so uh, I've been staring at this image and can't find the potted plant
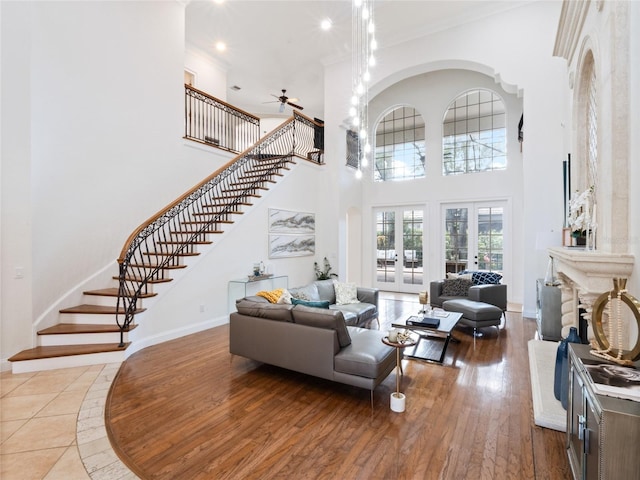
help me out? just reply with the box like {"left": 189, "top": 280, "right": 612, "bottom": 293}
{"left": 314, "top": 257, "right": 338, "bottom": 280}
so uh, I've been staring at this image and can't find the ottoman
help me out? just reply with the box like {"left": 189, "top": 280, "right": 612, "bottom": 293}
{"left": 442, "top": 298, "right": 503, "bottom": 336}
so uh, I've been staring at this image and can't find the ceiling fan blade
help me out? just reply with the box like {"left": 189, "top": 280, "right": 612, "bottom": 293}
{"left": 286, "top": 101, "right": 304, "bottom": 111}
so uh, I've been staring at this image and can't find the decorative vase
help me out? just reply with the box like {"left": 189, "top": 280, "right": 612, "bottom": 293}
{"left": 557, "top": 327, "right": 581, "bottom": 409}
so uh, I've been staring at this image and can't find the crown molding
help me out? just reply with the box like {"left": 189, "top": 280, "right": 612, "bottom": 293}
{"left": 553, "top": 0, "right": 591, "bottom": 64}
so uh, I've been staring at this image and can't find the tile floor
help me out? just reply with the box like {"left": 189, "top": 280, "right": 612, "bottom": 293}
{"left": 1, "top": 363, "right": 136, "bottom": 480}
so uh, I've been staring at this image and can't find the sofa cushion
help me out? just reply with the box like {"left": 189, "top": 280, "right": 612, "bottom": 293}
{"left": 236, "top": 299, "right": 294, "bottom": 322}
{"left": 289, "top": 283, "right": 321, "bottom": 301}
{"left": 291, "top": 298, "right": 330, "bottom": 309}
{"left": 314, "top": 279, "right": 337, "bottom": 304}
{"left": 334, "top": 281, "right": 359, "bottom": 305}
{"left": 334, "top": 327, "right": 394, "bottom": 379}
{"left": 292, "top": 305, "right": 351, "bottom": 347}
{"left": 441, "top": 278, "right": 472, "bottom": 296}
{"left": 330, "top": 303, "right": 376, "bottom": 324}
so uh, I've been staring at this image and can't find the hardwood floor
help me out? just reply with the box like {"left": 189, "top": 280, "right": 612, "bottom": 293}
{"left": 105, "top": 293, "right": 571, "bottom": 480}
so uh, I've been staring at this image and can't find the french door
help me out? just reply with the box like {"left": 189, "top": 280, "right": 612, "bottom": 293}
{"left": 442, "top": 201, "right": 506, "bottom": 276}
{"left": 374, "top": 207, "right": 424, "bottom": 292}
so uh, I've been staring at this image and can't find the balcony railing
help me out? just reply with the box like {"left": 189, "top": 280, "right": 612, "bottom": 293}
{"left": 116, "top": 112, "right": 324, "bottom": 346}
{"left": 184, "top": 84, "right": 260, "bottom": 154}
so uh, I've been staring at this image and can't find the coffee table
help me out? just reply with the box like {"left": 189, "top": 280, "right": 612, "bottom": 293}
{"left": 392, "top": 311, "right": 463, "bottom": 364}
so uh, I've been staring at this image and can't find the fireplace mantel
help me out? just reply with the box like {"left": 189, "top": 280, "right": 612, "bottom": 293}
{"left": 549, "top": 247, "right": 634, "bottom": 293}
{"left": 547, "top": 247, "right": 635, "bottom": 338}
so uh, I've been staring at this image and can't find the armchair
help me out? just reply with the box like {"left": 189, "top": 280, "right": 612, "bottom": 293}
{"left": 430, "top": 279, "right": 507, "bottom": 312}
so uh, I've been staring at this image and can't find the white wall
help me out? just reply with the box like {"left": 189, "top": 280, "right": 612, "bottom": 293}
{"left": 324, "top": 1, "right": 568, "bottom": 316}
{"left": 184, "top": 47, "right": 227, "bottom": 99}
{"left": 0, "top": 1, "right": 231, "bottom": 365}
{"left": 363, "top": 69, "right": 523, "bottom": 299}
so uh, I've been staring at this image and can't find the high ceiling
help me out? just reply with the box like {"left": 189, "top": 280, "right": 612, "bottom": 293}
{"left": 185, "top": 0, "right": 530, "bottom": 120}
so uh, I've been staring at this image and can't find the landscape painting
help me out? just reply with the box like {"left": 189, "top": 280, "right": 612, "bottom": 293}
{"left": 269, "top": 234, "right": 315, "bottom": 258}
{"left": 269, "top": 208, "right": 315, "bottom": 234}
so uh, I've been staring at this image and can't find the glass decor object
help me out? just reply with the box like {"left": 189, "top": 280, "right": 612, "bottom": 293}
{"left": 590, "top": 278, "right": 640, "bottom": 363}
{"left": 559, "top": 327, "right": 582, "bottom": 409}
{"left": 544, "top": 255, "right": 560, "bottom": 286}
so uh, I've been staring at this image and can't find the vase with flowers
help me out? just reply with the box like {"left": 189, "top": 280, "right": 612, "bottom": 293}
{"left": 567, "top": 186, "right": 596, "bottom": 248}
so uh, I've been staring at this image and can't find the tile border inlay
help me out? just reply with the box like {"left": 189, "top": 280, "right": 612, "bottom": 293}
{"left": 76, "top": 362, "right": 139, "bottom": 480}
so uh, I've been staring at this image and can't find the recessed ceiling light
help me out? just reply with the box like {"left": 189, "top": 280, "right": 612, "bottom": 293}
{"left": 320, "top": 18, "right": 332, "bottom": 31}
{"left": 215, "top": 41, "right": 227, "bottom": 52}
{"left": 213, "top": 0, "right": 225, "bottom": 4}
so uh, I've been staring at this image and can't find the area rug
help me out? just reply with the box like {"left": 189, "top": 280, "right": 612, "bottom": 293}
{"left": 528, "top": 339, "right": 566, "bottom": 432}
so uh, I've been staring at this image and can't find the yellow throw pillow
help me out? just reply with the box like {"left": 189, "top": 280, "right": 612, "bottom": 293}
{"left": 256, "top": 288, "right": 284, "bottom": 303}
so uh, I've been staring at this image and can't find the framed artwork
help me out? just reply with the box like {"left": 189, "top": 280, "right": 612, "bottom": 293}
{"left": 268, "top": 208, "right": 315, "bottom": 234}
{"left": 269, "top": 234, "right": 315, "bottom": 258}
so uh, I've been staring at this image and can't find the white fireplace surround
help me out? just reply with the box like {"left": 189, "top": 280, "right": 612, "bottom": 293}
{"left": 549, "top": 247, "right": 634, "bottom": 340}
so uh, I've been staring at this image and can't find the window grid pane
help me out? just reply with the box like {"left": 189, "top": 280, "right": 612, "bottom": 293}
{"left": 374, "top": 106, "right": 425, "bottom": 182}
{"left": 442, "top": 89, "right": 507, "bottom": 175}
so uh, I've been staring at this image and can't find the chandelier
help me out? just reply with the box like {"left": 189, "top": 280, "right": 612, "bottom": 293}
{"left": 350, "top": 0, "right": 376, "bottom": 179}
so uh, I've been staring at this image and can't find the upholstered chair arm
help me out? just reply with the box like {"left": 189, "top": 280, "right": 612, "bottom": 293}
{"left": 430, "top": 280, "right": 446, "bottom": 308}
{"left": 468, "top": 284, "right": 507, "bottom": 311}
{"left": 357, "top": 287, "right": 379, "bottom": 308}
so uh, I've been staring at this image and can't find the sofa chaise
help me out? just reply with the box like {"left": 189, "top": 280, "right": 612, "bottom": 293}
{"left": 229, "top": 297, "right": 396, "bottom": 405}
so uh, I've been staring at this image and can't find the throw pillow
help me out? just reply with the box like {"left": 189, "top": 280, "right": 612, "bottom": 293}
{"left": 446, "top": 272, "right": 473, "bottom": 281}
{"left": 459, "top": 270, "right": 503, "bottom": 285}
{"left": 472, "top": 271, "right": 503, "bottom": 285}
{"left": 289, "top": 283, "right": 321, "bottom": 302}
{"left": 277, "top": 289, "right": 293, "bottom": 304}
{"left": 291, "top": 298, "right": 330, "bottom": 309}
{"left": 441, "top": 278, "right": 472, "bottom": 296}
{"left": 334, "top": 281, "right": 358, "bottom": 305}
{"left": 256, "top": 288, "right": 284, "bottom": 303}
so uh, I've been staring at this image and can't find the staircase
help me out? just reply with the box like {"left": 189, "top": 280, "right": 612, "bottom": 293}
{"left": 9, "top": 113, "right": 323, "bottom": 374}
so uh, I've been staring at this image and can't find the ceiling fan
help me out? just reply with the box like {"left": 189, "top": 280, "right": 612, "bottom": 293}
{"left": 267, "top": 89, "right": 304, "bottom": 112}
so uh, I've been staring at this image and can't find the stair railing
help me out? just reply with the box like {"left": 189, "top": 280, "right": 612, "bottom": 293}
{"left": 184, "top": 84, "right": 261, "bottom": 154}
{"left": 116, "top": 112, "right": 323, "bottom": 346}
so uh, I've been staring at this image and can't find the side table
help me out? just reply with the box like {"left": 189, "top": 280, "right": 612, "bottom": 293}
{"left": 382, "top": 335, "right": 417, "bottom": 412}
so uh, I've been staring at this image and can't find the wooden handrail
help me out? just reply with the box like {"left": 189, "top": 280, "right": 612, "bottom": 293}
{"left": 184, "top": 84, "right": 260, "bottom": 123}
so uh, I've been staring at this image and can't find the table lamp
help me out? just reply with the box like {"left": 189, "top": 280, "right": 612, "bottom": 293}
{"left": 419, "top": 291, "right": 429, "bottom": 314}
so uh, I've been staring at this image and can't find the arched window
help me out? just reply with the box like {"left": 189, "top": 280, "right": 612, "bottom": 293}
{"left": 374, "top": 106, "right": 425, "bottom": 182}
{"left": 442, "top": 89, "right": 506, "bottom": 175}
{"left": 584, "top": 52, "right": 598, "bottom": 190}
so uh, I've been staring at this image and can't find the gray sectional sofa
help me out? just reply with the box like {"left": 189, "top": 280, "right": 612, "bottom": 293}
{"left": 288, "top": 279, "right": 379, "bottom": 328}
{"left": 229, "top": 296, "right": 395, "bottom": 403}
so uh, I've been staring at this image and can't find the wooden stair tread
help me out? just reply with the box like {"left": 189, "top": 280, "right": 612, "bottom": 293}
{"left": 85, "top": 288, "right": 156, "bottom": 299}
{"left": 59, "top": 304, "right": 146, "bottom": 315}
{"left": 127, "top": 263, "right": 187, "bottom": 269}
{"left": 181, "top": 220, "right": 233, "bottom": 225}
{"left": 38, "top": 323, "right": 137, "bottom": 335}
{"left": 8, "top": 343, "right": 131, "bottom": 362}
{"left": 171, "top": 230, "right": 223, "bottom": 235}
{"left": 157, "top": 240, "right": 212, "bottom": 245}
{"left": 203, "top": 202, "right": 253, "bottom": 207}
{"left": 115, "top": 276, "right": 173, "bottom": 284}
{"left": 193, "top": 211, "right": 242, "bottom": 217}
{"left": 143, "top": 251, "right": 201, "bottom": 257}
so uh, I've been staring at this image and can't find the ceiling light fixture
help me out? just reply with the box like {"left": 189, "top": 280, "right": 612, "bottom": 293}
{"left": 350, "top": 0, "right": 375, "bottom": 176}
{"left": 215, "top": 41, "right": 226, "bottom": 52}
{"left": 321, "top": 18, "right": 333, "bottom": 31}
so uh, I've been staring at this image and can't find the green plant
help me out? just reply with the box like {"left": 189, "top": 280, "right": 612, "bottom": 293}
{"left": 314, "top": 257, "right": 338, "bottom": 280}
